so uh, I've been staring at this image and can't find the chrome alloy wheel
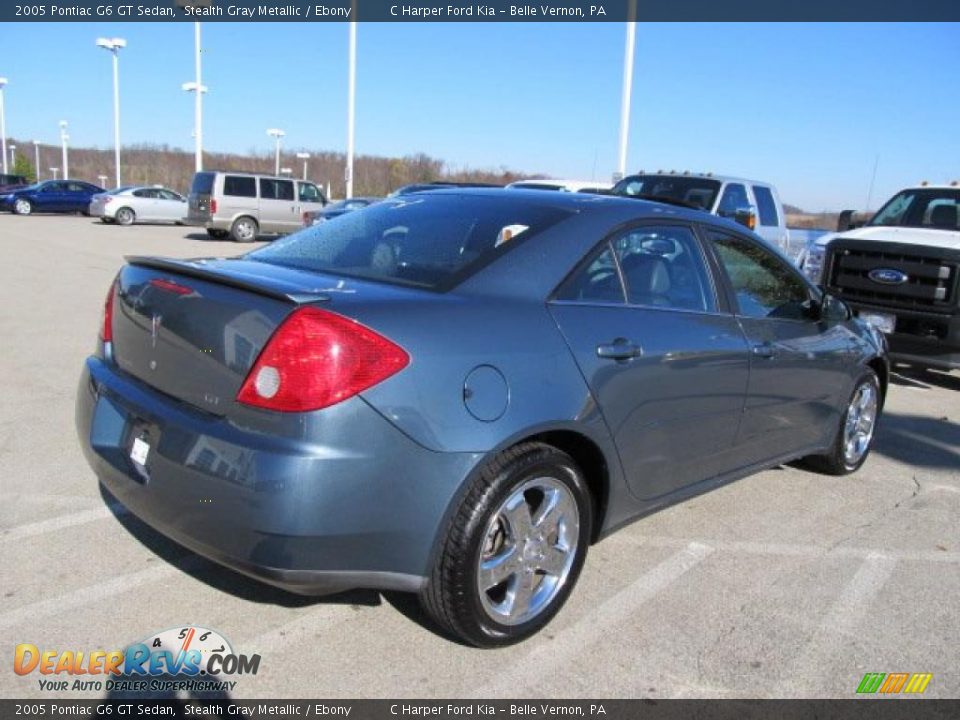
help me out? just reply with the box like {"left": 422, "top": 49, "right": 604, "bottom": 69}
{"left": 476, "top": 476, "right": 580, "bottom": 626}
{"left": 843, "top": 381, "right": 878, "bottom": 466}
{"left": 14, "top": 199, "right": 31, "bottom": 215}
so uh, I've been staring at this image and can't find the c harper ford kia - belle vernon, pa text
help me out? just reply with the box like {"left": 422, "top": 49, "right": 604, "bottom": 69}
{"left": 77, "top": 189, "right": 888, "bottom": 647}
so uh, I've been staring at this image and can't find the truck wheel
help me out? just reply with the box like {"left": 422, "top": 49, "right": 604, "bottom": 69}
{"left": 801, "top": 369, "right": 881, "bottom": 475}
{"left": 420, "top": 442, "right": 591, "bottom": 647}
{"left": 13, "top": 199, "right": 32, "bottom": 216}
{"left": 230, "top": 217, "right": 258, "bottom": 243}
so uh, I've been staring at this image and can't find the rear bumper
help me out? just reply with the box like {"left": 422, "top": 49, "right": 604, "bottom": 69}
{"left": 847, "top": 300, "right": 960, "bottom": 370}
{"left": 76, "top": 356, "right": 480, "bottom": 595}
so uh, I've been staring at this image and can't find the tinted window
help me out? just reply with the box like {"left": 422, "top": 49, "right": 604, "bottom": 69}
{"left": 67, "top": 182, "right": 89, "bottom": 192}
{"left": 554, "top": 244, "right": 625, "bottom": 304}
{"left": 753, "top": 186, "right": 779, "bottom": 227}
{"left": 159, "top": 189, "right": 183, "bottom": 201}
{"left": 709, "top": 231, "right": 810, "bottom": 320}
{"left": 717, "top": 183, "right": 749, "bottom": 218}
{"left": 611, "top": 175, "right": 722, "bottom": 210}
{"left": 613, "top": 226, "right": 715, "bottom": 312}
{"left": 191, "top": 172, "right": 215, "bottom": 195}
{"left": 869, "top": 188, "right": 960, "bottom": 229}
{"left": 298, "top": 182, "right": 324, "bottom": 203}
{"left": 260, "top": 178, "right": 294, "bottom": 201}
{"left": 133, "top": 189, "right": 152, "bottom": 198}
{"left": 223, "top": 176, "right": 256, "bottom": 198}
{"left": 248, "top": 194, "right": 570, "bottom": 291}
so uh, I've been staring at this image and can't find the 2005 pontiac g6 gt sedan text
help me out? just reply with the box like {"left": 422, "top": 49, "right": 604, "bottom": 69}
{"left": 76, "top": 190, "right": 888, "bottom": 647}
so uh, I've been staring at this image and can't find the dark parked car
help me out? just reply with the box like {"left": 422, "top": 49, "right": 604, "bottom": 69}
{"left": 0, "top": 173, "right": 29, "bottom": 192}
{"left": 77, "top": 190, "right": 887, "bottom": 647}
{"left": 303, "top": 196, "right": 380, "bottom": 226}
{"left": 2, "top": 180, "right": 105, "bottom": 215}
{"left": 388, "top": 181, "right": 502, "bottom": 197}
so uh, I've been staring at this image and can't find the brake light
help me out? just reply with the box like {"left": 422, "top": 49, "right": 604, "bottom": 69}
{"left": 237, "top": 307, "right": 409, "bottom": 412}
{"left": 209, "top": 199, "right": 217, "bottom": 214}
{"left": 150, "top": 278, "right": 193, "bottom": 295}
{"left": 100, "top": 277, "right": 118, "bottom": 342}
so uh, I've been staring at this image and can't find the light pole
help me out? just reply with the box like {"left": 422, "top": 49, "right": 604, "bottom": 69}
{"left": 59, "top": 121, "right": 69, "bottom": 179}
{"left": 32, "top": 140, "right": 40, "bottom": 182}
{"left": 182, "top": 22, "right": 206, "bottom": 172}
{"left": 0, "top": 77, "right": 8, "bottom": 175}
{"left": 96, "top": 37, "right": 126, "bottom": 187}
{"left": 50, "top": 167, "right": 59, "bottom": 180}
{"left": 266, "top": 128, "right": 285, "bottom": 176}
{"left": 296, "top": 152, "right": 310, "bottom": 180}
{"left": 345, "top": 21, "right": 356, "bottom": 199}
{"left": 616, "top": 12, "right": 637, "bottom": 182}
{"left": 9, "top": 144, "right": 15, "bottom": 171}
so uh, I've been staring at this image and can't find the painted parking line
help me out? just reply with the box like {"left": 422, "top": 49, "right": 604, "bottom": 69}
{"left": 1, "top": 503, "right": 128, "bottom": 544}
{"left": 774, "top": 552, "right": 897, "bottom": 697}
{"left": 476, "top": 541, "right": 714, "bottom": 698}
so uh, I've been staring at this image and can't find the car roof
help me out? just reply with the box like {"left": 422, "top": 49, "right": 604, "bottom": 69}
{"left": 507, "top": 179, "right": 614, "bottom": 191}
{"left": 201, "top": 170, "right": 302, "bottom": 181}
{"left": 623, "top": 171, "right": 775, "bottom": 188}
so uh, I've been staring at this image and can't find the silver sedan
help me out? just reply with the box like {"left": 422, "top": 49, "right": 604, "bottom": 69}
{"left": 89, "top": 186, "right": 187, "bottom": 226}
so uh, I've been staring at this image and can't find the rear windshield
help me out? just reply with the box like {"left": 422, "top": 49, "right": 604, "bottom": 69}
{"left": 612, "top": 175, "right": 722, "bottom": 210}
{"left": 247, "top": 194, "right": 571, "bottom": 291}
{"left": 190, "top": 172, "right": 216, "bottom": 195}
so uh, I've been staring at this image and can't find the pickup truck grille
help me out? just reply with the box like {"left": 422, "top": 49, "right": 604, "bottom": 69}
{"left": 826, "top": 243, "right": 958, "bottom": 311}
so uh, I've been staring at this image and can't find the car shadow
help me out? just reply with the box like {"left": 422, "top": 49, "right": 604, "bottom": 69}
{"left": 99, "top": 483, "right": 381, "bottom": 610}
{"left": 891, "top": 364, "right": 960, "bottom": 393}
{"left": 873, "top": 410, "right": 959, "bottom": 470}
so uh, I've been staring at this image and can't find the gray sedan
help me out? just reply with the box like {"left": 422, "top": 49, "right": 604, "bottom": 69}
{"left": 76, "top": 190, "right": 887, "bottom": 647}
{"left": 89, "top": 186, "right": 187, "bottom": 225}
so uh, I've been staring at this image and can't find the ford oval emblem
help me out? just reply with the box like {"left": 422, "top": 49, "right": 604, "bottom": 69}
{"left": 868, "top": 268, "right": 909, "bottom": 285}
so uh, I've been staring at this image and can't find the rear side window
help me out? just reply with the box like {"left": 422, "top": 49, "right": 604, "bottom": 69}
{"left": 190, "top": 172, "right": 215, "bottom": 194}
{"left": 260, "top": 178, "right": 294, "bottom": 201}
{"left": 753, "top": 186, "right": 780, "bottom": 227}
{"left": 223, "top": 176, "right": 256, "bottom": 198}
{"left": 247, "top": 194, "right": 570, "bottom": 291}
{"left": 554, "top": 245, "right": 625, "bottom": 304}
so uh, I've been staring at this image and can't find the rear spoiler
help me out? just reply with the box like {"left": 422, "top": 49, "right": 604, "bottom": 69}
{"left": 125, "top": 256, "right": 331, "bottom": 305}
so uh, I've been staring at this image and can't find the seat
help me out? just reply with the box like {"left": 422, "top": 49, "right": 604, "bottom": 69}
{"left": 621, "top": 254, "right": 672, "bottom": 306}
{"left": 930, "top": 204, "right": 958, "bottom": 229}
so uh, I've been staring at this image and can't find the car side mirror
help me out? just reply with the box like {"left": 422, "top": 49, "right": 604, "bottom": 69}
{"left": 734, "top": 206, "right": 757, "bottom": 231}
{"left": 820, "top": 293, "right": 851, "bottom": 322}
{"left": 837, "top": 209, "right": 855, "bottom": 232}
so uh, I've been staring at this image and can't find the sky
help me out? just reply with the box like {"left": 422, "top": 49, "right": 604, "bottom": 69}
{"left": 1, "top": 21, "right": 957, "bottom": 210}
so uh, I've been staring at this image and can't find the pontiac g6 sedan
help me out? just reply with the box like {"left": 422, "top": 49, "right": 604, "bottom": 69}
{"left": 77, "top": 190, "right": 887, "bottom": 647}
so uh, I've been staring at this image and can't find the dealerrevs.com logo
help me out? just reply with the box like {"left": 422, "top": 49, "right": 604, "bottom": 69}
{"left": 14, "top": 626, "right": 260, "bottom": 693}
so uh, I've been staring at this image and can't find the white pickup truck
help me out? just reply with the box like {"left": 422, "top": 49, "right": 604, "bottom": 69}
{"left": 611, "top": 172, "right": 790, "bottom": 255}
{"left": 801, "top": 183, "right": 960, "bottom": 370}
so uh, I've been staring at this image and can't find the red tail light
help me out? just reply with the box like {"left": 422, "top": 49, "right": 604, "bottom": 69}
{"left": 237, "top": 307, "right": 409, "bottom": 412}
{"left": 100, "top": 277, "right": 118, "bottom": 342}
{"left": 209, "top": 199, "right": 217, "bottom": 214}
{"left": 150, "top": 278, "right": 193, "bottom": 295}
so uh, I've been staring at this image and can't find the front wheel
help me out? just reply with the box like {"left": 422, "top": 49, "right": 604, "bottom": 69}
{"left": 13, "top": 199, "right": 32, "bottom": 216}
{"left": 801, "top": 369, "right": 881, "bottom": 475}
{"left": 420, "top": 442, "right": 591, "bottom": 647}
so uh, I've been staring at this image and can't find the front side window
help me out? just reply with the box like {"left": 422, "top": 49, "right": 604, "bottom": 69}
{"left": 708, "top": 230, "right": 811, "bottom": 320}
{"left": 223, "top": 176, "right": 257, "bottom": 198}
{"left": 716, "top": 183, "right": 749, "bottom": 218}
{"left": 260, "top": 178, "right": 294, "bottom": 201}
{"left": 752, "top": 186, "right": 780, "bottom": 227}
{"left": 298, "top": 182, "right": 324, "bottom": 203}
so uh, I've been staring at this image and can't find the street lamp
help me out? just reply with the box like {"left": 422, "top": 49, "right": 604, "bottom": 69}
{"left": 59, "top": 121, "right": 69, "bottom": 179}
{"left": 296, "top": 152, "right": 310, "bottom": 180}
{"left": 9, "top": 144, "right": 15, "bottom": 170}
{"left": 182, "top": 22, "right": 207, "bottom": 172}
{"left": 98, "top": 174, "right": 108, "bottom": 187}
{"left": 280, "top": 167, "right": 292, "bottom": 176}
{"left": 266, "top": 128, "right": 285, "bottom": 176}
{"left": 32, "top": 140, "right": 41, "bottom": 182}
{"left": 50, "top": 167, "right": 59, "bottom": 180}
{"left": 345, "top": 21, "right": 356, "bottom": 199}
{"left": 615, "top": 3, "right": 637, "bottom": 182}
{"left": 96, "top": 36, "right": 126, "bottom": 187}
{"left": 0, "top": 77, "right": 8, "bottom": 175}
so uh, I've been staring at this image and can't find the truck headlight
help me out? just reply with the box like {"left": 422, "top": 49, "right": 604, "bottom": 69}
{"left": 803, "top": 245, "right": 826, "bottom": 284}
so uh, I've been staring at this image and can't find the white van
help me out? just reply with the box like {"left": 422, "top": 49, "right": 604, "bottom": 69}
{"left": 185, "top": 171, "right": 328, "bottom": 242}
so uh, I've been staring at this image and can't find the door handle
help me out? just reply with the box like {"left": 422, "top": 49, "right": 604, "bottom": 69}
{"left": 597, "top": 339, "right": 643, "bottom": 362}
{"left": 751, "top": 342, "right": 777, "bottom": 359}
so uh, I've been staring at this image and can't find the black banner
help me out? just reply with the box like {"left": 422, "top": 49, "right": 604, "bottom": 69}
{"left": 4, "top": 0, "right": 960, "bottom": 22}
{"left": 2, "top": 700, "right": 960, "bottom": 719}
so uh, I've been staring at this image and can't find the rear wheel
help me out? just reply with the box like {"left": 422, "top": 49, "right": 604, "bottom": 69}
{"left": 230, "top": 216, "right": 258, "bottom": 243}
{"left": 13, "top": 199, "right": 32, "bottom": 216}
{"left": 206, "top": 229, "right": 229, "bottom": 240}
{"left": 420, "top": 442, "right": 591, "bottom": 647}
{"left": 115, "top": 207, "right": 136, "bottom": 226}
{"left": 801, "top": 369, "right": 881, "bottom": 475}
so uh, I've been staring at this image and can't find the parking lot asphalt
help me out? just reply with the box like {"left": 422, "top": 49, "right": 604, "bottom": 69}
{"left": 1, "top": 213, "right": 957, "bottom": 700}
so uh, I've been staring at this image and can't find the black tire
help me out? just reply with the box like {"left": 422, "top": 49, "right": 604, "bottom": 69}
{"left": 100, "top": 217, "right": 115, "bottom": 224}
{"left": 420, "top": 442, "right": 592, "bottom": 648}
{"left": 206, "top": 229, "right": 229, "bottom": 240}
{"left": 12, "top": 198, "right": 32, "bottom": 216}
{"left": 115, "top": 207, "right": 136, "bottom": 226}
{"left": 230, "top": 216, "right": 259, "bottom": 243}
{"left": 801, "top": 369, "right": 881, "bottom": 475}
